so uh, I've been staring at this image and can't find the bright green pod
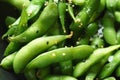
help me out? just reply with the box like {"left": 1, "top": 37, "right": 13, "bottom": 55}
{"left": 71, "top": 0, "right": 85, "bottom": 6}
{"left": 98, "top": 50, "right": 120, "bottom": 79}
{"left": 25, "top": 45, "right": 94, "bottom": 70}
{"left": 9, "top": 3, "right": 59, "bottom": 43}
{"left": 3, "top": 6, "right": 28, "bottom": 56}
{"left": 85, "top": 54, "right": 110, "bottom": 80}
{"left": 103, "top": 77, "right": 116, "bottom": 80}
{"left": 8, "top": 0, "right": 46, "bottom": 30}
{"left": 13, "top": 34, "right": 72, "bottom": 74}
{"left": 106, "top": 0, "right": 119, "bottom": 12}
{"left": 3, "top": 42, "right": 22, "bottom": 56}
{"left": 73, "top": 45, "right": 120, "bottom": 77}
{"left": 114, "top": 11, "right": 120, "bottom": 23}
{"left": 43, "top": 75, "right": 77, "bottom": 80}
{"left": 0, "top": 52, "right": 17, "bottom": 69}
{"left": 103, "top": 11, "right": 118, "bottom": 45}
{"left": 70, "top": 0, "right": 100, "bottom": 31}
{"left": 58, "top": 1, "right": 67, "bottom": 33}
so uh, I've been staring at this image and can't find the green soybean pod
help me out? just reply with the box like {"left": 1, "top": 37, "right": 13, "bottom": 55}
{"left": 76, "top": 22, "right": 98, "bottom": 45}
{"left": 103, "top": 77, "right": 116, "bottom": 80}
{"left": 0, "top": 52, "right": 17, "bottom": 70}
{"left": 85, "top": 54, "right": 110, "bottom": 80}
{"left": 70, "top": 0, "right": 100, "bottom": 31}
{"left": 98, "top": 50, "right": 120, "bottom": 79}
{"left": 8, "top": 0, "right": 46, "bottom": 29}
{"left": 106, "top": 0, "right": 118, "bottom": 12}
{"left": 43, "top": 75, "right": 77, "bottom": 80}
{"left": 24, "top": 70, "right": 37, "bottom": 80}
{"left": 68, "top": 3, "right": 76, "bottom": 22}
{"left": 73, "top": 45, "right": 120, "bottom": 78}
{"left": 13, "top": 34, "right": 72, "bottom": 74}
{"left": 58, "top": 1, "right": 67, "bottom": 33}
{"left": 3, "top": 42, "right": 22, "bottom": 56}
{"left": 89, "top": 0, "right": 106, "bottom": 23}
{"left": 114, "top": 11, "right": 120, "bottom": 23}
{"left": 71, "top": 0, "right": 85, "bottom": 6}
{"left": 103, "top": 11, "right": 118, "bottom": 45}
{"left": 9, "top": 3, "right": 59, "bottom": 43}
{"left": 25, "top": 45, "right": 94, "bottom": 70}
{"left": 3, "top": 6, "right": 28, "bottom": 56}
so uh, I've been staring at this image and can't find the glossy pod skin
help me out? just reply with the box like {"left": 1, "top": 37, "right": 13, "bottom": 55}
{"left": 103, "top": 77, "right": 116, "bottom": 80}
{"left": 76, "top": 22, "right": 98, "bottom": 45}
{"left": 13, "top": 34, "right": 72, "bottom": 74}
{"left": 98, "top": 50, "right": 120, "bottom": 79}
{"left": 9, "top": 0, "right": 46, "bottom": 29}
{"left": 3, "top": 7, "right": 28, "bottom": 56}
{"left": 85, "top": 52, "right": 110, "bottom": 80}
{"left": 70, "top": 0, "right": 100, "bottom": 31}
{"left": 9, "top": 3, "right": 59, "bottom": 43}
{"left": 103, "top": 11, "right": 118, "bottom": 45}
{"left": 25, "top": 45, "right": 94, "bottom": 70}
{"left": 58, "top": 1, "right": 67, "bottom": 33}
{"left": 73, "top": 45, "right": 120, "bottom": 78}
{"left": 43, "top": 75, "right": 77, "bottom": 80}
{"left": 114, "top": 11, "right": 120, "bottom": 22}
{"left": 0, "top": 52, "right": 17, "bottom": 70}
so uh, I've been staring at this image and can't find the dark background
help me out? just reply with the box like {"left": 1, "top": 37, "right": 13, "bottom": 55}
{"left": 0, "top": 2, "right": 25, "bottom": 80}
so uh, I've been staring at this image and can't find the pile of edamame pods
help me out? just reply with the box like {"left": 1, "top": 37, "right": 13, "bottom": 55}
{"left": 1, "top": 0, "right": 120, "bottom": 80}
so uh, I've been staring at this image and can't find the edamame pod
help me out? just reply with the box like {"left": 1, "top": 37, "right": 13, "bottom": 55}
{"left": 85, "top": 54, "right": 110, "bottom": 80}
{"left": 0, "top": 52, "right": 17, "bottom": 69}
{"left": 13, "top": 34, "right": 72, "bottom": 73}
{"left": 103, "top": 11, "right": 118, "bottom": 45}
{"left": 98, "top": 50, "right": 120, "bottom": 79}
{"left": 43, "top": 75, "right": 77, "bottom": 80}
{"left": 3, "top": 42, "right": 22, "bottom": 56}
{"left": 58, "top": 1, "right": 67, "bottom": 33}
{"left": 73, "top": 45, "right": 120, "bottom": 77}
{"left": 25, "top": 45, "right": 94, "bottom": 70}
{"left": 114, "top": 11, "right": 120, "bottom": 23}
{"left": 9, "top": 3, "right": 59, "bottom": 43}
{"left": 8, "top": 0, "right": 46, "bottom": 30}
{"left": 70, "top": 0, "right": 100, "bottom": 31}
{"left": 103, "top": 77, "right": 116, "bottom": 80}
{"left": 3, "top": 6, "right": 28, "bottom": 56}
